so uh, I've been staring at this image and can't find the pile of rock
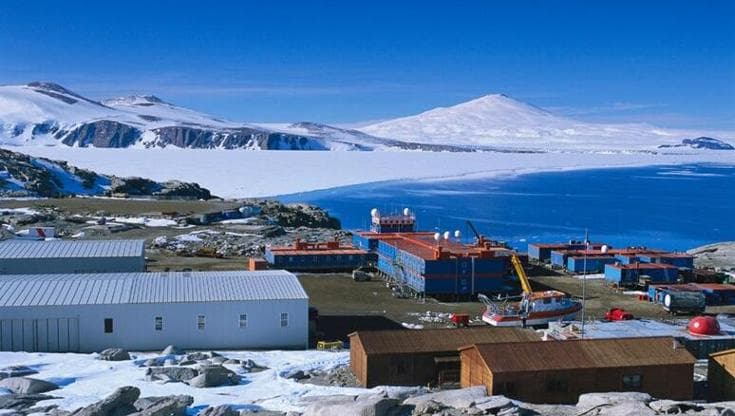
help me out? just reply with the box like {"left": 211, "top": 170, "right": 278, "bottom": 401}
{"left": 97, "top": 348, "right": 131, "bottom": 361}
{"left": 151, "top": 226, "right": 350, "bottom": 258}
{"left": 299, "top": 387, "right": 735, "bottom": 416}
{"left": 139, "top": 346, "right": 266, "bottom": 388}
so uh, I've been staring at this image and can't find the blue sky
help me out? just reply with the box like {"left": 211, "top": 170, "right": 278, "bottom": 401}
{"left": 1, "top": 1, "right": 733, "bottom": 127}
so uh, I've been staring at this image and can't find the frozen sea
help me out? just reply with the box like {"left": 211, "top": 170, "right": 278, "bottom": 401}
{"left": 279, "top": 163, "right": 735, "bottom": 251}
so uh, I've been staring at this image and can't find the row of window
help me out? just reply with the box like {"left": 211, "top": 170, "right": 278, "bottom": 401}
{"left": 103, "top": 313, "right": 289, "bottom": 333}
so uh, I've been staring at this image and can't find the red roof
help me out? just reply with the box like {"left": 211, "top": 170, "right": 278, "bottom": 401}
{"left": 607, "top": 262, "right": 679, "bottom": 270}
{"left": 358, "top": 231, "right": 509, "bottom": 260}
{"left": 268, "top": 248, "right": 368, "bottom": 256}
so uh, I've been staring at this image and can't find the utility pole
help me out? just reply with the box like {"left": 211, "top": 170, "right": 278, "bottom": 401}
{"left": 581, "top": 228, "right": 588, "bottom": 338}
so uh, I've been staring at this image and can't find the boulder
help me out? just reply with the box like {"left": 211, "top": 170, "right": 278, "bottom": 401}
{"left": 0, "top": 377, "right": 59, "bottom": 394}
{"left": 285, "top": 370, "right": 310, "bottom": 381}
{"left": 161, "top": 345, "right": 185, "bottom": 356}
{"left": 576, "top": 392, "right": 652, "bottom": 412}
{"left": 239, "top": 410, "right": 289, "bottom": 416}
{"left": 241, "top": 360, "right": 268, "bottom": 373}
{"left": 69, "top": 386, "right": 140, "bottom": 416}
{"left": 0, "top": 366, "right": 38, "bottom": 380}
{"left": 223, "top": 359, "right": 241, "bottom": 365}
{"left": 131, "top": 394, "right": 193, "bottom": 416}
{"left": 198, "top": 404, "right": 239, "bottom": 416}
{"left": 303, "top": 394, "right": 399, "bottom": 416}
{"left": 187, "top": 365, "right": 239, "bottom": 388}
{"left": 596, "top": 400, "right": 656, "bottom": 416}
{"left": 210, "top": 356, "right": 227, "bottom": 365}
{"left": 474, "top": 396, "right": 515, "bottom": 413}
{"left": 145, "top": 367, "right": 198, "bottom": 383}
{"left": 649, "top": 399, "right": 705, "bottom": 414}
{"left": 98, "top": 348, "right": 131, "bottom": 361}
{"left": 0, "top": 393, "right": 57, "bottom": 411}
{"left": 185, "top": 352, "right": 212, "bottom": 362}
{"left": 403, "top": 386, "right": 487, "bottom": 409}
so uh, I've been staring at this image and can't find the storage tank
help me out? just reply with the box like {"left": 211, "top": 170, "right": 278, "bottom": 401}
{"left": 663, "top": 290, "right": 706, "bottom": 314}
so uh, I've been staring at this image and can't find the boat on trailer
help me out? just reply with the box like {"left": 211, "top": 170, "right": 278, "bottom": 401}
{"left": 478, "top": 253, "right": 582, "bottom": 327}
{"left": 479, "top": 291, "right": 582, "bottom": 327}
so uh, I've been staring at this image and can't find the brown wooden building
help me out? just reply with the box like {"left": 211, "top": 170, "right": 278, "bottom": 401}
{"left": 348, "top": 327, "right": 540, "bottom": 388}
{"left": 709, "top": 348, "right": 735, "bottom": 401}
{"left": 460, "top": 336, "right": 695, "bottom": 404}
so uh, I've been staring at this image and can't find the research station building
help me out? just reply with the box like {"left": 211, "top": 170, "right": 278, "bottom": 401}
{"left": 349, "top": 327, "right": 540, "bottom": 388}
{"left": 0, "top": 239, "right": 145, "bottom": 274}
{"left": 460, "top": 337, "right": 695, "bottom": 404}
{"left": 0, "top": 270, "right": 308, "bottom": 352}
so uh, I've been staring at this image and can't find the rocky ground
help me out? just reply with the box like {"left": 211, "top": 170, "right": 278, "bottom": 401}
{"left": 689, "top": 241, "right": 735, "bottom": 272}
{"left": 3, "top": 377, "right": 734, "bottom": 416}
{"left": 0, "top": 147, "right": 211, "bottom": 199}
{"left": 0, "top": 199, "right": 344, "bottom": 262}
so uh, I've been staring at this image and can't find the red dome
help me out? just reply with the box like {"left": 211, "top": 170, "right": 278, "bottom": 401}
{"left": 688, "top": 316, "right": 720, "bottom": 336}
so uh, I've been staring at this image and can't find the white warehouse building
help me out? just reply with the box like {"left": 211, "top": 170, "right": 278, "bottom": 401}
{"left": 0, "top": 239, "right": 145, "bottom": 274}
{"left": 0, "top": 270, "right": 309, "bottom": 352}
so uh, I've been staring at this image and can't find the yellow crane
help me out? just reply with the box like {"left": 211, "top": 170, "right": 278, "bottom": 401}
{"left": 510, "top": 254, "right": 533, "bottom": 295}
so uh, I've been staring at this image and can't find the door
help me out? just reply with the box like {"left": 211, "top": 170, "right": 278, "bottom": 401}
{"left": 0, "top": 317, "right": 80, "bottom": 352}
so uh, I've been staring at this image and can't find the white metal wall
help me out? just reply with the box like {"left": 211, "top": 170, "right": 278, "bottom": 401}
{"left": 0, "top": 256, "right": 145, "bottom": 274}
{"left": 0, "top": 299, "right": 307, "bottom": 352}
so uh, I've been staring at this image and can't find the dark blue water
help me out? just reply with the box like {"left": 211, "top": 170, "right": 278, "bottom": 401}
{"left": 278, "top": 163, "right": 735, "bottom": 251}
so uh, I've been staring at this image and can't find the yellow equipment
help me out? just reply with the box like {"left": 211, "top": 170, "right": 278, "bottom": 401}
{"left": 316, "top": 340, "right": 343, "bottom": 350}
{"left": 511, "top": 254, "right": 533, "bottom": 295}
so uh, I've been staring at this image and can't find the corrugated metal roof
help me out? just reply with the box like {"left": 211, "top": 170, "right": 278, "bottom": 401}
{"left": 0, "top": 239, "right": 145, "bottom": 259}
{"left": 472, "top": 337, "right": 695, "bottom": 373}
{"left": 0, "top": 270, "right": 308, "bottom": 307}
{"left": 349, "top": 327, "right": 540, "bottom": 355}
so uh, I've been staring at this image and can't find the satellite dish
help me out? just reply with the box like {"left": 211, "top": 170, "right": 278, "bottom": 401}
{"left": 601, "top": 245, "right": 609, "bottom": 254}
{"left": 370, "top": 208, "right": 379, "bottom": 218}
{"left": 433, "top": 232, "right": 441, "bottom": 242}
{"left": 403, "top": 207, "right": 410, "bottom": 216}
{"left": 443, "top": 231, "right": 450, "bottom": 240}
{"left": 454, "top": 230, "right": 461, "bottom": 239}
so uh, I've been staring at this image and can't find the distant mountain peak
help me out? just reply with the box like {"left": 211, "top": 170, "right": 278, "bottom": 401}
{"left": 102, "top": 95, "right": 170, "bottom": 107}
{"left": 26, "top": 81, "right": 68, "bottom": 91}
{"left": 24, "top": 81, "right": 104, "bottom": 106}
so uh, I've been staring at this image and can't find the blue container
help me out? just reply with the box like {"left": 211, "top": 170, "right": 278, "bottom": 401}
{"left": 550, "top": 250, "right": 568, "bottom": 267}
{"left": 567, "top": 256, "right": 616, "bottom": 273}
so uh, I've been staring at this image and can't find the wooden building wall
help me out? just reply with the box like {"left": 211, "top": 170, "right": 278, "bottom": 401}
{"left": 709, "top": 352, "right": 735, "bottom": 401}
{"left": 461, "top": 352, "right": 693, "bottom": 404}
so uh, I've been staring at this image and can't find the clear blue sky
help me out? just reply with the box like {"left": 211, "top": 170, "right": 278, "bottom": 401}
{"left": 1, "top": 1, "right": 733, "bottom": 127}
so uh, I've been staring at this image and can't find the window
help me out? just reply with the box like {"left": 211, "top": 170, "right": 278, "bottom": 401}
{"left": 104, "top": 318, "right": 113, "bottom": 333}
{"left": 155, "top": 316, "right": 163, "bottom": 331}
{"left": 197, "top": 315, "right": 206, "bottom": 330}
{"left": 280, "top": 312, "right": 289, "bottom": 327}
{"left": 239, "top": 314, "right": 248, "bottom": 328}
{"left": 623, "top": 374, "right": 642, "bottom": 389}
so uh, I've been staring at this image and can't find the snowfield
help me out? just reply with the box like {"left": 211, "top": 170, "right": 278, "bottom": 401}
{"left": 4, "top": 146, "right": 734, "bottom": 198}
{"left": 0, "top": 349, "right": 389, "bottom": 413}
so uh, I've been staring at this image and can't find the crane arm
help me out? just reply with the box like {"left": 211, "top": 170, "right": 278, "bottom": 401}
{"left": 465, "top": 220, "right": 481, "bottom": 241}
{"left": 511, "top": 254, "right": 533, "bottom": 295}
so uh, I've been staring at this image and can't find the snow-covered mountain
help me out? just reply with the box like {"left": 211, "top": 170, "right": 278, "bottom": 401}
{"left": 1, "top": 82, "right": 732, "bottom": 152}
{"left": 358, "top": 93, "right": 733, "bottom": 151}
{"left": 0, "top": 82, "right": 388, "bottom": 150}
